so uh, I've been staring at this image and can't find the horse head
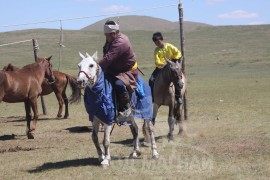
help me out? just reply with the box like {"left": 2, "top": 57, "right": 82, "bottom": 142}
{"left": 38, "top": 56, "right": 54, "bottom": 82}
{"left": 164, "top": 58, "right": 183, "bottom": 83}
{"left": 77, "top": 51, "right": 99, "bottom": 88}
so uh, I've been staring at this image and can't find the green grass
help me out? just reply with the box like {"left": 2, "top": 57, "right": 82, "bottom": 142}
{"left": 0, "top": 25, "right": 270, "bottom": 179}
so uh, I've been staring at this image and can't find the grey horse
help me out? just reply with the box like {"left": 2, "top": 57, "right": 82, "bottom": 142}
{"left": 143, "top": 59, "right": 188, "bottom": 143}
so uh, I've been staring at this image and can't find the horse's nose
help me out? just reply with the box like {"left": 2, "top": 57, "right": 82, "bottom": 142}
{"left": 77, "top": 79, "right": 85, "bottom": 88}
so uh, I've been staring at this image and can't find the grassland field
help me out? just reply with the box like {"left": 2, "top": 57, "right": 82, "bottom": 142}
{"left": 0, "top": 25, "right": 269, "bottom": 179}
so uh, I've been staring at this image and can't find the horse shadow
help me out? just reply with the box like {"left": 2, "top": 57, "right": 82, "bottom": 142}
{"left": 27, "top": 158, "right": 99, "bottom": 173}
{"left": 111, "top": 135, "right": 164, "bottom": 146}
{"left": 111, "top": 138, "right": 134, "bottom": 146}
{"left": 0, "top": 134, "right": 16, "bottom": 141}
{"left": 28, "top": 155, "right": 138, "bottom": 173}
{"left": 65, "top": 126, "right": 93, "bottom": 133}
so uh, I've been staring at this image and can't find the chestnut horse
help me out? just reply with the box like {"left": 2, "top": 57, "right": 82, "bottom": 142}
{"left": 0, "top": 58, "right": 53, "bottom": 139}
{"left": 3, "top": 59, "right": 81, "bottom": 119}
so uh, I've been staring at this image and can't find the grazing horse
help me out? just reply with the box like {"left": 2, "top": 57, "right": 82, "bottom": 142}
{"left": 143, "top": 59, "right": 188, "bottom": 143}
{"left": 0, "top": 58, "right": 53, "bottom": 139}
{"left": 77, "top": 52, "right": 159, "bottom": 167}
{"left": 3, "top": 58, "right": 81, "bottom": 119}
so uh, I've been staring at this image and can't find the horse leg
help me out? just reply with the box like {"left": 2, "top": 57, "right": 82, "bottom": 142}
{"left": 91, "top": 119, "right": 104, "bottom": 163}
{"left": 24, "top": 101, "right": 34, "bottom": 139}
{"left": 177, "top": 104, "right": 186, "bottom": 136}
{"left": 152, "top": 103, "right": 160, "bottom": 126}
{"left": 62, "top": 92, "right": 69, "bottom": 119}
{"left": 29, "top": 98, "right": 39, "bottom": 138}
{"left": 168, "top": 105, "right": 175, "bottom": 143}
{"left": 129, "top": 118, "right": 141, "bottom": 158}
{"left": 101, "top": 123, "right": 111, "bottom": 167}
{"left": 178, "top": 92, "right": 187, "bottom": 136}
{"left": 142, "top": 120, "right": 150, "bottom": 145}
{"left": 142, "top": 104, "right": 160, "bottom": 145}
{"left": 145, "top": 120, "right": 159, "bottom": 159}
{"left": 55, "top": 91, "right": 64, "bottom": 118}
{"left": 0, "top": 89, "right": 4, "bottom": 102}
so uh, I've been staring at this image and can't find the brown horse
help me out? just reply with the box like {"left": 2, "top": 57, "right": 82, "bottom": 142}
{"left": 3, "top": 60, "right": 81, "bottom": 119}
{"left": 0, "top": 58, "right": 53, "bottom": 139}
{"left": 143, "top": 59, "right": 188, "bottom": 143}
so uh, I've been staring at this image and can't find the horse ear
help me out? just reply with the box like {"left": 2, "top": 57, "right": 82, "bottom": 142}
{"left": 86, "top": 52, "right": 90, "bottom": 58}
{"left": 92, "top": 51, "right": 98, "bottom": 61}
{"left": 165, "top": 57, "right": 172, "bottom": 64}
{"left": 79, "top": 52, "right": 85, "bottom": 59}
{"left": 47, "top": 56, "right": 52, "bottom": 61}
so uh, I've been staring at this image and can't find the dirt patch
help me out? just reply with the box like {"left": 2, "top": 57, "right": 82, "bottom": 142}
{"left": 197, "top": 137, "right": 270, "bottom": 156}
{"left": 0, "top": 146, "right": 37, "bottom": 154}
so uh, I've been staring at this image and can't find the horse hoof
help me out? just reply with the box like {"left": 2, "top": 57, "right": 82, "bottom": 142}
{"left": 129, "top": 153, "right": 137, "bottom": 159}
{"left": 129, "top": 152, "right": 138, "bottom": 159}
{"left": 101, "top": 159, "right": 110, "bottom": 168}
{"left": 27, "top": 133, "right": 34, "bottom": 139}
{"left": 129, "top": 150, "right": 141, "bottom": 158}
{"left": 152, "top": 154, "right": 159, "bottom": 159}
{"left": 98, "top": 154, "right": 105, "bottom": 162}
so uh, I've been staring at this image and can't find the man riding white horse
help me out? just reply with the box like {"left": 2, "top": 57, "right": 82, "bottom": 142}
{"left": 98, "top": 20, "right": 138, "bottom": 123}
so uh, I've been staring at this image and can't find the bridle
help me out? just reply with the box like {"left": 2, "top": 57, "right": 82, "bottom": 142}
{"left": 43, "top": 58, "right": 55, "bottom": 85}
{"left": 78, "top": 64, "right": 100, "bottom": 85}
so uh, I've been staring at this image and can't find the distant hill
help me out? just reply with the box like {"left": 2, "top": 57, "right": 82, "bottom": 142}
{"left": 81, "top": 15, "right": 211, "bottom": 32}
{"left": 1, "top": 23, "right": 269, "bottom": 76}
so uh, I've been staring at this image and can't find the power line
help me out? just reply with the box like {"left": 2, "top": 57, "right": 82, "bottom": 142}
{"left": 0, "top": 4, "right": 177, "bottom": 28}
{"left": 0, "top": 39, "right": 32, "bottom": 47}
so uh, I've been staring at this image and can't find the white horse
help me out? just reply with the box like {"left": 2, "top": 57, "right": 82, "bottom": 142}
{"left": 77, "top": 52, "right": 159, "bottom": 167}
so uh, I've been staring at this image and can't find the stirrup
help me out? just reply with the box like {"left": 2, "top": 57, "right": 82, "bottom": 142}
{"left": 118, "top": 107, "right": 131, "bottom": 118}
{"left": 116, "top": 107, "right": 131, "bottom": 125}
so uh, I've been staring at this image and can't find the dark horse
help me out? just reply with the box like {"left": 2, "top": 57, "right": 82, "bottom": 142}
{"left": 3, "top": 57, "right": 81, "bottom": 119}
{"left": 0, "top": 58, "right": 53, "bottom": 139}
{"left": 143, "top": 59, "right": 188, "bottom": 143}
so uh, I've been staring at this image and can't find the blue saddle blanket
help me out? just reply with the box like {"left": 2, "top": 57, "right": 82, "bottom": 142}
{"left": 84, "top": 69, "right": 152, "bottom": 125}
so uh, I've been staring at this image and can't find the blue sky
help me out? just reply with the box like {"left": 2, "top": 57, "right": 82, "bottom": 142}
{"left": 0, "top": 0, "right": 269, "bottom": 32}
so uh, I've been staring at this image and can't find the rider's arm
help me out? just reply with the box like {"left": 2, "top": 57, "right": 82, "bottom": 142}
{"left": 167, "top": 43, "right": 182, "bottom": 60}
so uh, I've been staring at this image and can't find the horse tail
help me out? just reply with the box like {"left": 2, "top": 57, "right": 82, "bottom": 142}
{"left": 65, "top": 74, "right": 81, "bottom": 104}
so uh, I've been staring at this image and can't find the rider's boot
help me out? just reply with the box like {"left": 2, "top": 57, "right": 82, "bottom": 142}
{"left": 116, "top": 92, "right": 131, "bottom": 124}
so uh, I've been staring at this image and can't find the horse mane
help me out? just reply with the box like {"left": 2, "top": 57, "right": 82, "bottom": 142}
{"left": 158, "top": 62, "right": 175, "bottom": 83}
{"left": 3, "top": 63, "right": 19, "bottom": 71}
{"left": 21, "top": 62, "right": 39, "bottom": 71}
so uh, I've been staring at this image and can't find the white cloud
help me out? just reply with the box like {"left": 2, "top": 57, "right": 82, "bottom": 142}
{"left": 218, "top": 10, "right": 258, "bottom": 19}
{"left": 102, "top": 5, "right": 131, "bottom": 13}
{"left": 207, "top": 0, "right": 226, "bottom": 5}
{"left": 248, "top": 21, "right": 266, "bottom": 25}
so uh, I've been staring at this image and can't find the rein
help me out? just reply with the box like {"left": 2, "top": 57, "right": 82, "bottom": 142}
{"left": 78, "top": 70, "right": 92, "bottom": 80}
{"left": 78, "top": 65, "right": 100, "bottom": 84}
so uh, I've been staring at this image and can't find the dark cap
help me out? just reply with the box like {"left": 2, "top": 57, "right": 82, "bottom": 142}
{"left": 152, "top": 32, "right": 163, "bottom": 41}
